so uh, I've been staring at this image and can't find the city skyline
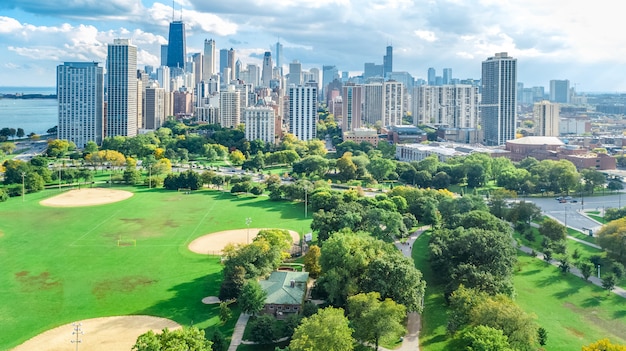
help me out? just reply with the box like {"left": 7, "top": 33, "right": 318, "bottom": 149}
{"left": 0, "top": 0, "right": 625, "bottom": 92}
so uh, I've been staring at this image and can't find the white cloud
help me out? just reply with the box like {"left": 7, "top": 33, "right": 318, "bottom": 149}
{"left": 0, "top": 16, "right": 22, "bottom": 33}
{"left": 414, "top": 30, "right": 437, "bottom": 42}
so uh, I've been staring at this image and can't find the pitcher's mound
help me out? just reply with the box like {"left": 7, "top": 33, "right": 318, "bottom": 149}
{"left": 12, "top": 315, "right": 180, "bottom": 351}
{"left": 40, "top": 188, "right": 133, "bottom": 207}
{"left": 189, "top": 228, "right": 300, "bottom": 255}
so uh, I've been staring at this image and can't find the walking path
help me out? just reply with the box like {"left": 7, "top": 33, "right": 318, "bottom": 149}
{"left": 516, "top": 243, "right": 626, "bottom": 298}
{"left": 227, "top": 313, "right": 250, "bottom": 351}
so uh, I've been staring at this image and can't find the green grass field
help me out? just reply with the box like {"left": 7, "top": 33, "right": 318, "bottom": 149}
{"left": 413, "top": 231, "right": 626, "bottom": 351}
{"left": 0, "top": 187, "right": 311, "bottom": 350}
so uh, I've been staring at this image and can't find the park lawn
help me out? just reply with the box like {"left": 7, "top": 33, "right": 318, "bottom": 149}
{"left": 514, "top": 254, "right": 626, "bottom": 349}
{"left": 0, "top": 187, "right": 311, "bottom": 350}
{"left": 588, "top": 214, "right": 607, "bottom": 224}
{"left": 568, "top": 227, "right": 597, "bottom": 244}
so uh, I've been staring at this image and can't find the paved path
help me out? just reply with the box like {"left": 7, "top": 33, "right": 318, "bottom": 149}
{"left": 529, "top": 221, "right": 602, "bottom": 249}
{"left": 517, "top": 244, "right": 626, "bottom": 298}
{"left": 227, "top": 313, "right": 250, "bottom": 351}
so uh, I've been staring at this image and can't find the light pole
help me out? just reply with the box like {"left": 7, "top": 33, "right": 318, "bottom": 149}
{"left": 149, "top": 166, "right": 152, "bottom": 189}
{"left": 597, "top": 264, "right": 601, "bottom": 279}
{"left": 304, "top": 186, "right": 308, "bottom": 218}
{"left": 246, "top": 217, "right": 252, "bottom": 244}
{"left": 58, "top": 166, "right": 62, "bottom": 191}
{"left": 21, "top": 172, "right": 26, "bottom": 202}
{"left": 71, "top": 322, "right": 83, "bottom": 351}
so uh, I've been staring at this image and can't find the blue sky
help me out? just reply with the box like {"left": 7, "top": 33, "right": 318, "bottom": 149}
{"left": 0, "top": 0, "right": 624, "bottom": 92}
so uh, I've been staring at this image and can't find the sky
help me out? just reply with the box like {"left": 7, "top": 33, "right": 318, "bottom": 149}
{"left": 0, "top": 0, "right": 625, "bottom": 92}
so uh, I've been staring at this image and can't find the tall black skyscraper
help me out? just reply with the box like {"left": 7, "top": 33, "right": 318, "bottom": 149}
{"left": 383, "top": 45, "right": 393, "bottom": 78}
{"left": 166, "top": 20, "right": 186, "bottom": 70}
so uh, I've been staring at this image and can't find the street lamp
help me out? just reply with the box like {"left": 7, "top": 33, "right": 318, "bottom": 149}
{"left": 71, "top": 322, "right": 83, "bottom": 351}
{"left": 304, "top": 186, "right": 308, "bottom": 218}
{"left": 21, "top": 172, "right": 26, "bottom": 202}
{"left": 597, "top": 264, "right": 601, "bottom": 279}
{"left": 246, "top": 217, "right": 252, "bottom": 244}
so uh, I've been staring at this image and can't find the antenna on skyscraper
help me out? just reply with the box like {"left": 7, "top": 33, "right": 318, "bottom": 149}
{"left": 171, "top": 0, "right": 175, "bottom": 21}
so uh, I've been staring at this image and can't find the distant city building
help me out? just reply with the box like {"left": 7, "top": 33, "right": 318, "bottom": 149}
{"left": 288, "top": 85, "right": 317, "bottom": 141}
{"left": 219, "top": 49, "right": 228, "bottom": 76}
{"left": 550, "top": 79, "right": 570, "bottom": 104}
{"left": 364, "top": 62, "right": 384, "bottom": 79}
{"left": 219, "top": 85, "right": 241, "bottom": 128}
{"left": 362, "top": 83, "right": 384, "bottom": 126}
{"left": 383, "top": 81, "right": 404, "bottom": 127}
{"left": 57, "top": 62, "right": 104, "bottom": 147}
{"left": 275, "top": 41, "right": 283, "bottom": 76}
{"left": 228, "top": 48, "right": 236, "bottom": 81}
{"left": 397, "top": 142, "right": 509, "bottom": 162}
{"left": 166, "top": 21, "right": 186, "bottom": 72}
{"left": 341, "top": 84, "right": 363, "bottom": 132}
{"left": 173, "top": 91, "right": 193, "bottom": 117}
{"left": 343, "top": 128, "right": 379, "bottom": 147}
{"left": 427, "top": 67, "right": 436, "bottom": 85}
{"left": 244, "top": 105, "right": 276, "bottom": 144}
{"left": 288, "top": 60, "right": 302, "bottom": 86}
{"left": 534, "top": 100, "right": 560, "bottom": 136}
{"left": 322, "top": 65, "right": 339, "bottom": 98}
{"left": 261, "top": 52, "right": 273, "bottom": 88}
{"left": 156, "top": 66, "right": 170, "bottom": 92}
{"left": 107, "top": 39, "right": 138, "bottom": 138}
{"left": 481, "top": 52, "right": 517, "bottom": 146}
{"left": 443, "top": 68, "right": 452, "bottom": 85}
{"left": 144, "top": 87, "right": 166, "bottom": 130}
{"left": 160, "top": 44, "right": 168, "bottom": 67}
{"left": 383, "top": 45, "right": 393, "bottom": 78}
{"left": 202, "top": 39, "right": 216, "bottom": 79}
{"left": 387, "top": 125, "right": 427, "bottom": 144}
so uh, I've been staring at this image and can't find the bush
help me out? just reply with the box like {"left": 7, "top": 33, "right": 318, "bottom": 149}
{"left": 0, "top": 188, "right": 8, "bottom": 202}
{"left": 249, "top": 315, "right": 279, "bottom": 344}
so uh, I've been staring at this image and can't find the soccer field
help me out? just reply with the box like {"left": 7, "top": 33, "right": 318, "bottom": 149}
{"left": 0, "top": 187, "right": 311, "bottom": 350}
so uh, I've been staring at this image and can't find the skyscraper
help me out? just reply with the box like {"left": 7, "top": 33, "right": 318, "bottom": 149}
{"left": 261, "top": 51, "right": 273, "bottom": 87}
{"left": 228, "top": 48, "right": 236, "bottom": 81}
{"left": 550, "top": 79, "right": 570, "bottom": 103}
{"left": 443, "top": 68, "right": 452, "bottom": 85}
{"left": 166, "top": 21, "right": 186, "bottom": 71}
{"left": 383, "top": 45, "right": 393, "bottom": 78}
{"left": 289, "top": 85, "right": 318, "bottom": 141}
{"left": 220, "top": 85, "right": 241, "bottom": 128}
{"left": 362, "top": 83, "right": 383, "bottom": 125}
{"left": 107, "top": 39, "right": 138, "bottom": 137}
{"left": 427, "top": 67, "right": 436, "bottom": 85}
{"left": 57, "top": 62, "right": 104, "bottom": 147}
{"left": 275, "top": 41, "right": 283, "bottom": 76}
{"left": 342, "top": 84, "right": 363, "bottom": 133}
{"left": 244, "top": 105, "right": 276, "bottom": 144}
{"left": 203, "top": 39, "right": 216, "bottom": 80}
{"left": 481, "top": 52, "right": 517, "bottom": 146}
{"left": 322, "top": 65, "right": 339, "bottom": 98}
{"left": 219, "top": 49, "right": 229, "bottom": 76}
{"left": 383, "top": 81, "right": 404, "bottom": 126}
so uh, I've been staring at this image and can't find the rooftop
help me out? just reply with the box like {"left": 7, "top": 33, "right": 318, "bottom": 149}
{"left": 259, "top": 271, "right": 309, "bottom": 305}
{"left": 506, "top": 136, "right": 565, "bottom": 146}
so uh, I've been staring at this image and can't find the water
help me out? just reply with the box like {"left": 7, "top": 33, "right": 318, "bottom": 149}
{"left": 0, "top": 87, "right": 57, "bottom": 136}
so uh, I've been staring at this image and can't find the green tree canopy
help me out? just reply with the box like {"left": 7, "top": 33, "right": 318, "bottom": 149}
{"left": 289, "top": 307, "right": 354, "bottom": 351}
{"left": 347, "top": 292, "right": 406, "bottom": 351}
{"left": 132, "top": 327, "right": 212, "bottom": 351}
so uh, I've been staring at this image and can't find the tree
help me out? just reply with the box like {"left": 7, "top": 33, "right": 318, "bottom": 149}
{"left": 132, "top": 327, "right": 212, "bottom": 351}
{"left": 608, "top": 180, "right": 624, "bottom": 192}
{"left": 238, "top": 280, "right": 267, "bottom": 315}
{"left": 432, "top": 171, "right": 451, "bottom": 189}
{"left": 537, "top": 327, "right": 548, "bottom": 346}
{"left": 538, "top": 218, "right": 567, "bottom": 242}
{"left": 582, "top": 339, "right": 626, "bottom": 351}
{"left": 597, "top": 218, "right": 626, "bottom": 265}
{"left": 579, "top": 262, "right": 593, "bottom": 281}
{"left": 219, "top": 301, "right": 232, "bottom": 324}
{"left": 16, "top": 128, "right": 25, "bottom": 139}
{"left": 209, "top": 329, "right": 229, "bottom": 351}
{"left": 249, "top": 314, "right": 279, "bottom": 344}
{"left": 581, "top": 168, "right": 606, "bottom": 194}
{"left": 303, "top": 245, "right": 321, "bottom": 278}
{"left": 367, "top": 157, "right": 395, "bottom": 181}
{"left": 219, "top": 265, "right": 246, "bottom": 301}
{"left": 602, "top": 274, "right": 617, "bottom": 293}
{"left": 336, "top": 152, "right": 358, "bottom": 181}
{"left": 229, "top": 150, "right": 245, "bottom": 166}
{"left": 347, "top": 292, "right": 406, "bottom": 351}
{"left": 466, "top": 163, "right": 486, "bottom": 188}
{"left": 289, "top": 307, "right": 354, "bottom": 351}
{"left": 456, "top": 325, "right": 513, "bottom": 351}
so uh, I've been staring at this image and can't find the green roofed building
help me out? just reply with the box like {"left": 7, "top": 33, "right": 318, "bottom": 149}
{"left": 259, "top": 271, "right": 309, "bottom": 320}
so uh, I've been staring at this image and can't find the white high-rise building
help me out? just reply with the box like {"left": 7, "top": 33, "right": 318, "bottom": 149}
{"left": 156, "top": 66, "right": 170, "bottom": 92}
{"left": 481, "top": 52, "right": 517, "bottom": 146}
{"left": 289, "top": 85, "right": 317, "bottom": 141}
{"left": 202, "top": 39, "right": 216, "bottom": 80}
{"left": 107, "top": 38, "right": 138, "bottom": 137}
{"left": 244, "top": 105, "right": 276, "bottom": 144}
{"left": 362, "top": 83, "right": 383, "bottom": 126}
{"left": 57, "top": 62, "right": 104, "bottom": 147}
{"left": 383, "top": 81, "right": 404, "bottom": 127}
{"left": 219, "top": 85, "right": 241, "bottom": 128}
{"left": 534, "top": 100, "right": 560, "bottom": 137}
{"left": 412, "top": 85, "right": 479, "bottom": 128}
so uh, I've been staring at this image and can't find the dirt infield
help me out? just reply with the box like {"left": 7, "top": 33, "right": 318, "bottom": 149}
{"left": 39, "top": 188, "right": 133, "bottom": 207}
{"left": 188, "top": 228, "right": 300, "bottom": 255}
{"left": 11, "top": 316, "right": 180, "bottom": 351}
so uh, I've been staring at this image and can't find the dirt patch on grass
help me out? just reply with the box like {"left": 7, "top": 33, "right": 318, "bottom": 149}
{"left": 92, "top": 275, "right": 156, "bottom": 299}
{"left": 11, "top": 315, "right": 180, "bottom": 351}
{"left": 15, "top": 271, "right": 60, "bottom": 292}
{"left": 40, "top": 188, "right": 133, "bottom": 207}
{"left": 188, "top": 228, "right": 300, "bottom": 255}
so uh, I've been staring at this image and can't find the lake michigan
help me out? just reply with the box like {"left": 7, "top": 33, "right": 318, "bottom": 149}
{"left": 0, "top": 86, "right": 57, "bottom": 136}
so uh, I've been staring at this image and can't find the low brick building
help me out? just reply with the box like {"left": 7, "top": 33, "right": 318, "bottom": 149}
{"left": 259, "top": 271, "right": 309, "bottom": 320}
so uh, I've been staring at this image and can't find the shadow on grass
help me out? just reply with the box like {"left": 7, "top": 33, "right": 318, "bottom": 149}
{"left": 136, "top": 272, "right": 222, "bottom": 328}
{"left": 518, "top": 268, "right": 542, "bottom": 276}
{"left": 613, "top": 310, "right": 626, "bottom": 319}
{"left": 582, "top": 296, "right": 603, "bottom": 308}
{"left": 536, "top": 273, "right": 561, "bottom": 287}
{"left": 420, "top": 334, "right": 448, "bottom": 346}
{"left": 553, "top": 284, "right": 582, "bottom": 299}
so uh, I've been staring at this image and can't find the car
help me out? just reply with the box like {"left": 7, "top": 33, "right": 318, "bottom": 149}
{"left": 571, "top": 199, "right": 578, "bottom": 203}
{"left": 556, "top": 197, "right": 564, "bottom": 201}
{"left": 559, "top": 199, "right": 567, "bottom": 203}
{"left": 564, "top": 196, "right": 572, "bottom": 200}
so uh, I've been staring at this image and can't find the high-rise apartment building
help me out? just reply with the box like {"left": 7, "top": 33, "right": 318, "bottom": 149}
{"left": 362, "top": 83, "right": 384, "bottom": 125}
{"left": 481, "top": 52, "right": 517, "bottom": 146}
{"left": 166, "top": 21, "right": 186, "bottom": 71}
{"left": 144, "top": 87, "right": 166, "bottom": 130}
{"left": 219, "top": 85, "right": 241, "bottom": 128}
{"left": 244, "top": 105, "right": 276, "bottom": 144}
{"left": 383, "top": 81, "right": 404, "bottom": 126}
{"left": 412, "top": 85, "right": 479, "bottom": 128}
{"left": 203, "top": 39, "right": 216, "bottom": 80}
{"left": 550, "top": 79, "right": 570, "bottom": 104}
{"left": 534, "top": 100, "right": 560, "bottom": 136}
{"left": 57, "top": 62, "right": 104, "bottom": 147}
{"left": 107, "top": 39, "right": 138, "bottom": 138}
{"left": 289, "top": 85, "right": 318, "bottom": 141}
{"left": 191, "top": 53, "right": 203, "bottom": 87}
{"left": 261, "top": 52, "right": 273, "bottom": 87}
{"left": 383, "top": 45, "right": 393, "bottom": 78}
{"left": 341, "top": 84, "right": 363, "bottom": 133}
{"left": 288, "top": 60, "right": 302, "bottom": 86}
